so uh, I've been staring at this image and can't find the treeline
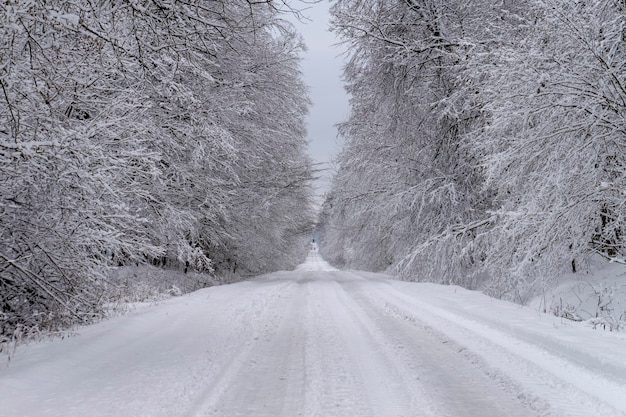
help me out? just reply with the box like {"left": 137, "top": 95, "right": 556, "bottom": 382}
{"left": 319, "top": 0, "right": 626, "bottom": 302}
{"left": 0, "top": 1, "right": 313, "bottom": 345}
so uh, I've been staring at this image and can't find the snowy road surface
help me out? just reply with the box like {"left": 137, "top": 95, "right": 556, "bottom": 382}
{"left": 2, "top": 252, "right": 626, "bottom": 417}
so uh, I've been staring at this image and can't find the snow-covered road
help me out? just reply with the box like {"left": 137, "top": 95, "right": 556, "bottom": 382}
{"left": 2, "top": 252, "right": 626, "bottom": 417}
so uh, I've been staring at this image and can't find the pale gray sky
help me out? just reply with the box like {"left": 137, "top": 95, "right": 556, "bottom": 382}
{"left": 285, "top": 1, "right": 349, "bottom": 200}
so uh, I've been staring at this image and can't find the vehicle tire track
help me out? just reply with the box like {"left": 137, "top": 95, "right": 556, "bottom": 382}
{"left": 334, "top": 277, "right": 533, "bottom": 417}
{"left": 357, "top": 278, "right": 626, "bottom": 417}
{"left": 186, "top": 279, "right": 299, "bottom": 417}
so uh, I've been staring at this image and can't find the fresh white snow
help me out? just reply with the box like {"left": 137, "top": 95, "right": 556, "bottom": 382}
{"left": 1, "top": 252, "right": 626, "bottom": 417}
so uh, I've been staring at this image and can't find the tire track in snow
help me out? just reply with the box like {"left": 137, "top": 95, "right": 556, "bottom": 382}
{"left": 358, "top": 278, "right": 626, "bottom": 417}
{"left": 333, "top": 275, "right": 532, "bottom": 417}
{"left": 194, "top": 278, "right": 308, "bottom": 417}
{"left": 326, "top": 277, "right": 436, "bottom": 417}
{"left": 301, "top": 277, "right": 374, "bottom": 417}
{"left": 183, "top": 279, "right": 298, "bottom": 417}
{"left": 0, "top": 279, "right": 295, "bottom": 417}
{"left": 5, "top": 256, "right": 622, "bottom": 417}
{"left": 193, "top": 274, "right": 375, "bottom": 417}
{"left": 189, "top": 271, "right": 536, "bottom": 417}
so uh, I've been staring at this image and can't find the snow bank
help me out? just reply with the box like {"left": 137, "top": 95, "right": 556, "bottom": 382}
{"left": 529, "top": 259, "right": 626, "bottom": 331}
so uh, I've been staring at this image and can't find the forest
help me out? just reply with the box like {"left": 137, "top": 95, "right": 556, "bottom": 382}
{"left": 1, "top": 1, "right": 314, "bottom": 349}
{"left": 318, "top": 0, "right": 626, "bottom": 303}
{"left": 3, "top": 0, "right": 626, "bottom": 351}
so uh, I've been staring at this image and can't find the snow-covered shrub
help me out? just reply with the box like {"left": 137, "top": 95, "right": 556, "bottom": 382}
{"left": 583, "top": 282, "right": 626, "bottom": 331}
{"left": 104, "top": 265, "right": 217, "bottom": 305}
{"left": 537, "top": 266, "right": 626, "bottom": 332}
{"left": 550, "top": 298, "right": 583, "bottom": 323}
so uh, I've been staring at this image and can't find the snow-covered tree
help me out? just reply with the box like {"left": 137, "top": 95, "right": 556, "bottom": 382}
{"left": 197, "top": 10, "right": 315, "bottom": 275}
{"left": 320, "top": 0, "right": 503, "bottom": 284}
{"left": 1, "top": 0, "right": 314, "bottom": 346}
{"left": 469, "top": 0, "right": 626, "bottom": 300}
{"left": 321, "top": 0, "right": 626, "bottom": 303}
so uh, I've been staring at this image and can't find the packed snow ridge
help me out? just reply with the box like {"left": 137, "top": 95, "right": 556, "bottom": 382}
{"left": 1, "top": 251, "right": 626, "bottom": 417}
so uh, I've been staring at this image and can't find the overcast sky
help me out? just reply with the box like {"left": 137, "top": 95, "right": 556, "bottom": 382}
{"left": 285, "top": 1, "right": 349, "bottom": 199}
